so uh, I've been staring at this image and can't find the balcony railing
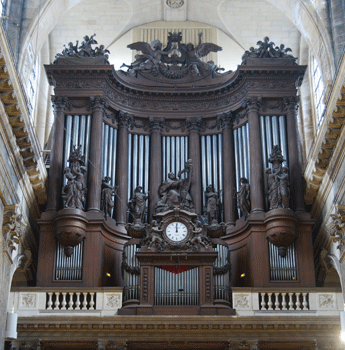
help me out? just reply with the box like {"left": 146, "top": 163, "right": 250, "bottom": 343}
{"left": 232, "top": 287, "right": 343, "bottom": 316}
{"left": 8, "top": 287, "right": 343, "bottom": 317}
{"left": 8, "top": 287, "right": 123, "bottom": 317}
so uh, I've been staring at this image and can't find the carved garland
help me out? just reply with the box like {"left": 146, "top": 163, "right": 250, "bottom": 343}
{"left": 121, "top": 251, "right": 140, "bottom": 278}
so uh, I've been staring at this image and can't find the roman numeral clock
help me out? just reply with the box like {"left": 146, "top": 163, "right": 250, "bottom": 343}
{"left": 120, "top": 160, "right": 233, "bottom": 315}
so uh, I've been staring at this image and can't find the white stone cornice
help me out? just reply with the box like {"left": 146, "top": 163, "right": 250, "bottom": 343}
{"left": 0, "top": 22, "right": 47, "bottom": 204}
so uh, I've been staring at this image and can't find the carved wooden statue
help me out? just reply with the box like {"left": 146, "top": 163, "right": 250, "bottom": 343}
{"left": 266, "top": 146, "right": 290, "bottom": 210}
{"left": 155, "top": 159, "right": 194, "bottom": 213}
{"left": 101, "top": 176, "right": 117, "bottom": 218}
{"left": 63, "top": 145, "right": 87, "bottom": 210}
{"left": 205, "top": 185, "right": 220, "bottom": 224}
{"left": 236, "top": 177, "right": 251, "bottom": 217}
{"left": 129, "top": 186, "right": 148, "bottom": 224}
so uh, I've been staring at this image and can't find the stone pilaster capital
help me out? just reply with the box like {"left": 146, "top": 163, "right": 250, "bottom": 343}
{"left": 117, "top": 111, "right": 132, "bottom": 129}
{"left": 186, "top": 117, "right": 205, "bottom": 133}
{"left": 89, "top": 96, "right": 108, "bottom": 112}
{"left": 148, "top": 116, "right": 164, "bottom": 133}
{"left": 242, "top": 96, "right": 263, "bottom": 113}
{"left": 51, "top": 96, "right": 68, "bottom": 112}
{"left": 217, "top": 111, "right": 233, "bottom": 130}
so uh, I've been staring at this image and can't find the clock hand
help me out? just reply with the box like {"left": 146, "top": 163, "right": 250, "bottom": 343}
{"left": 176, "top": 222, "right": 178, "bottom": 233}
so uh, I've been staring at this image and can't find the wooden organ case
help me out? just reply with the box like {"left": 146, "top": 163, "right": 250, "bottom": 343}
{"left": 36, "top": 34, "right": 316, "bottom": 316}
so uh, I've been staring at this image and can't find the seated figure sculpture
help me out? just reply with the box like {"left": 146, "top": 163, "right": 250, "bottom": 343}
{"left": 155, "top": 159, "right": 194, "bottom": 213}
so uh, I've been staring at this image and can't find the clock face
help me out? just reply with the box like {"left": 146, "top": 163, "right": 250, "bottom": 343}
{"left": 166, "top": 222, "right": 188, "bottom": 242}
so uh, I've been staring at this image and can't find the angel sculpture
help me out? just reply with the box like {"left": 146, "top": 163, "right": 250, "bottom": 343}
{"left": 79, "top": 34, "right": 98, "bottom": 57}
{"left": 121, "top": 40, "right": 172, "bottom": 74}
{"left": 179, "top": 32, "right": 223, "bottom": 73}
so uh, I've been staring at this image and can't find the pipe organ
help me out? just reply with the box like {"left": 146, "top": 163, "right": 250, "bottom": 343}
{"left": 36, "top": 34, "right": 316, "bottom": 315}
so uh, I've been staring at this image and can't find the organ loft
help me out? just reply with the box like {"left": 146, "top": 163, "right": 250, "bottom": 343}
{"left": 36, "top": 33, "right": 315, "bottom": 316}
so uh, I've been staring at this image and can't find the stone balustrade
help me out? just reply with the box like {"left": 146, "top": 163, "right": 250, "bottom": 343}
{"left": 8, "top": 287, "right": 123, "bottom": 317}
{"left": 8, "top": 287, "right": 343, "bottom": 318}
{"left": 232, "top": 287, "right": 343, "bottom": 316}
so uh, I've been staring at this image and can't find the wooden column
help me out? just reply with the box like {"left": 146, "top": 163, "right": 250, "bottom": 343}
{"left": 286, "top": 97, "right": 305, "bottom": 211}
{"left": 219, "top": 113, "right": 236, "bottom": 225}
{"left": 115, "top": 112, "right": 129, "bottom": 225}
{"left": 87, "top": 96, "right": 107, "bottom": 212}
{"left": 187, "top": 118, "right": 202, "bottom": 215}
{"left": 149, "top": 117, "right": 163, "bottom": 221}
{"left": 46, "top": 96, "right": 68, "bottom": 211}
{"left": 246, "top": 98, "right": 265, "bottom": 212}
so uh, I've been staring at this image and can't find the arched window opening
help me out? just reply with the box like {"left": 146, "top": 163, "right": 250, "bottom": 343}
{"left": 27, "top": 56, "right": 39, "bottom": 120}
{"left": 312, "top": 56, "right": 326, "bottom": 128}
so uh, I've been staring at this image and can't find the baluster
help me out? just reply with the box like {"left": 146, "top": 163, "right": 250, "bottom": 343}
{"left": 288, "top": 293, "right": 294, "bottom": 310}
{"left": 47, "top": 292, "right": 53, "bottom": 310}
{"left": 274, "top": 293, "right": 280, "bottom": 310}
{"left": 90, "top": 292, "right": 95, "bottom": 310}
{"left": 61, "top": 292, "right": 67, "bottom": 309}
{"left": 296, "top": 292, "right": 301, "bottom": 310}
{"left": 82, "top": 292, "right": 88, "bottom": 310}
{"left": 267, "top": 293, "right": 273, "bottom": 310}
{"left": 54, "top": 292, "right": 60, "bottom": 310}
{"left": 75, "top": 292, "right": 81, "bottom": 309}
{"left": 302, "top": 293, "right": 308, "bottom": 310}
{"left": 68, "top": 293, "right": 73, "bottom": 309}
{"left": 260, "top": 293, "right": 266, "bottom": 310}
{"left": 281, "top": 293, "right": 287, "bottom": 310}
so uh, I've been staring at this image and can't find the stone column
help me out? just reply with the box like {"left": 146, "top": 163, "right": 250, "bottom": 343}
{"left": 186, "top": 118, "right": 203, "bottom": 215}
{"left": 149, "top": 117, "right": 163, "bottom": 221}
{"left": 46, "top": 96, "right": 68, "bottom": 211}
{"left": 87, "top": 96, "right": 107, "bottom": 212}
{"left": 245, "top": 97, "right": 265, "bottom": 212}
{"left": 218, "top": 112, "right": 236, "bottom": 225}
{"left": 285, "top": 97, "right": 305, "bottom": 211}
{"left": 115, "top": 112, "right": 129, "bottom": 225}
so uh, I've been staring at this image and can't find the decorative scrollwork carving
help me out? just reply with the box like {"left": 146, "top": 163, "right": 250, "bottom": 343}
{"left": 327, "top": 204, "right": 345, "bottom": 249}
{"left": 2, "top": 204, "right": 26, "bottom": 256}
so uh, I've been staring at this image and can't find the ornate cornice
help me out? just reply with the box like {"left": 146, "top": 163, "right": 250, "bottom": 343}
{"left": 0, "top": 31, "right": 47, "bottom": 204}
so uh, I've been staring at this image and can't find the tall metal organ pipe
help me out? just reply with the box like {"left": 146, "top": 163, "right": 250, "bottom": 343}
{"left": 233, "top": 124, "right": 250, "bottom": 217}
{"left": 201, "top": 134, "right": 223, "bottom": 220}
{"left": 127, "top": 134, "right": 150, "bottom": 222}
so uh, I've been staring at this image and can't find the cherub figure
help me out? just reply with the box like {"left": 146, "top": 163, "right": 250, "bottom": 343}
{"left": 122, "top": 40, "right": 172, "bottom": 73}
{"left": 180, "top": 33, "right": 222, "bottom": 67}
{"left": 147, "top": 220, "right": 164, "bottom": 250}
{"left": 190, "top": 220, "right": 210, "bottom": 250}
